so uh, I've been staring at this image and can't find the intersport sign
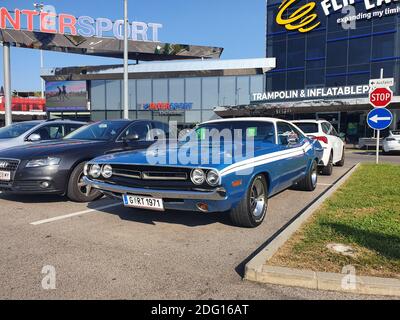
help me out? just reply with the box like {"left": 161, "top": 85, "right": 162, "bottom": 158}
{"left": 0, "top": 6, "right": 162, "bottom": 42}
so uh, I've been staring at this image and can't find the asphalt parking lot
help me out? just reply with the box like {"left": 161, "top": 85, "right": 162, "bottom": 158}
{"left": 0, "top": 150, "right": 399, "bottom": 300}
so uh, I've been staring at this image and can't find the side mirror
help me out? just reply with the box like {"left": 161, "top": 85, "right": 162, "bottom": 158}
{"left": 27, "top": 133, "right": 41, "bottom": 142}
{"left": 123, "top": 134, "right": 140, "bottom": 142}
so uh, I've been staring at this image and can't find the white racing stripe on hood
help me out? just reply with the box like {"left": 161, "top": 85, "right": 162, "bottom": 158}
{"left": 220, "top": 143, "right": 311, "bottom": 177}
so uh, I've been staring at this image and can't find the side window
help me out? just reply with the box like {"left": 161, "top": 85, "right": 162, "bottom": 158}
{"left": 32, "top": 124, "right": 63, "bottom": 140}
{"left": 151, "top": 122, "right": 170, "bottom": 139}
{"left": 122, "top": 122, "right": 152, "bottom": 141}
{"left": 321, "top": 123, "right": 331, "bottom": 135}
{"left": 65, "top": 124, "right": 82, "bottom": 136}
{"left": 288, "top": 124, "right": 305, "bottom": 141}
{"left": 277, "top": 122, "right": 299, "bottom": 146}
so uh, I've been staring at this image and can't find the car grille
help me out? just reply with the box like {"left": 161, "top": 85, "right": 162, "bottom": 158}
{"left": 95, "top": 164, "right": 214, "bottom": 190}
{"left": 0, "top": 158, "right": 20, "bottom": 186}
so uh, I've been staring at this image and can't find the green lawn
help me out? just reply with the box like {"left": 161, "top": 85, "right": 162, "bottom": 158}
{"left": 270, "top": 164, "right": 400, "bottom": 279}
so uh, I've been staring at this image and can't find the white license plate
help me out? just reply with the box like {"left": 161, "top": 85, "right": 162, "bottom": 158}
{"left": 123, "top": 195, "right": 164, "bottom": 211}
{"left": 0, "top": 171, "right": 11, "bottom": 181}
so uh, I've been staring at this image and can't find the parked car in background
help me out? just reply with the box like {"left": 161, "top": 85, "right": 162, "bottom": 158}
{"left": 383, "top": 130, "right": 400, "bottom": 154}
{"left": 84, "top": 118, "right": 323, "bottom": 228}
{"left": 292, "top": 120, "right": 345, "bottom": 176}
{"left": 0, "top": 120, "right": 85, "bottom": 150}
{"left": 0, "top": 120, "right": 169, "bottom": 202}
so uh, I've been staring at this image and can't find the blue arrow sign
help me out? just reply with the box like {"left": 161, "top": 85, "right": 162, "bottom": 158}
{"left": 367, "top": 108, "right": 393, "bottom": 130}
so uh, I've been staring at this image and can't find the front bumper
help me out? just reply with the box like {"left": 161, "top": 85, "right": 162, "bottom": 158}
{"left": 83, "top": 176, "right": 233, "bottom": 213}
{"left": 83, "top": 176, "right": 227, "bottom": 201}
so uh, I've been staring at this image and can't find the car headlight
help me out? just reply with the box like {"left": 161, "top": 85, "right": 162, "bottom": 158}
{"left": 191, "top": 169, "right": 205, "bottom": 185}
{"left": 89, "top": 164, "right": 101, "bottom": 178}
{"left": 101, "top": 165, "right": 113, "bottom": 179}
{"left": 206, "top": 170, "right": 220, "bottom": 186}
{"left": 26, "top": 157, "right": 61, "bottom": 168}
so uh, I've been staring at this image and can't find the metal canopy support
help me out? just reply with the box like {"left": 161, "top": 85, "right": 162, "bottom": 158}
{"left": 3, "top": 42, "right": 12, "bottom": 126}
{"left": 123, "top": 0, "right": 129, "bottom": 120}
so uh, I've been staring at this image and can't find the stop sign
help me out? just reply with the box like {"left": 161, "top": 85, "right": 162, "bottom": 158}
{"left": 369, "top": 87, "right": 393, "bottom": 108}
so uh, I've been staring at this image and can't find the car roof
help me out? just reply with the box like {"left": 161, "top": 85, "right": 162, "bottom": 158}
{"left": 292, "top": 120, "right": 326, "bottom": 124}
{"left": 202, "top": 117, "right": 293, "bottom": 125}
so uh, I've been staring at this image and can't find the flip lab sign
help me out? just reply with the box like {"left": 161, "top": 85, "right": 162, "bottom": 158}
{"left": 276, "top": 0, "right": 400, "bottom": 33}
{"left": 0, "top": 7, "right": 163, "bottom": 41}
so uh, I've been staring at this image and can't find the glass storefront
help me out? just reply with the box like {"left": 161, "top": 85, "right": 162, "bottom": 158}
{"left": 88, "top": 75, "right": 265, "bottom": 126}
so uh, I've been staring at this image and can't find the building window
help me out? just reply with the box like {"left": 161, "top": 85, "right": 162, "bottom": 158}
{"left": 202, "top": 77, "right": 219, "bottom": 110}
{"left": 185, "top": 78, "right": 201, "bottom": 109}
{"left": 372, "top": 32, "right": 396, "bottom": 59}
{"left": 106, "top": 80, "right": 121, "bottom": 110}
{"left": 306, "top": 69, "right": 325, "bottom": 86}
{"left": 348, "top": 37, "right": 371, "bottom": 65}
{"left": 287, "top": 37, "right": 305, "bottom": 68}
{"left": 219, "top": 76, "right": 236, "bottom": 106}
{"left": 287, "top": 71, "right": 304, "bottom": 90}
{"left": 137, "top": 79, "right": 152, "bottom": 110}
{"left": 153, "top": 79, "right": 168, "bottom": 103}
{"left": 327, "top": 40, "right": 348, "bottom": 67}
{"left": 169, "top": 79, "right": 185, "bottom": 103}
{"left": 250, "top": 75, "right": 264, "bottom": 95}
{"left": 90, "top": 80, "right": 106, "bottom": 110}
{"left": 127, "top": 80, "right": 137, "bottom": 110}
{"left": 236, "top": 76, "right": 250, "bottom": 105}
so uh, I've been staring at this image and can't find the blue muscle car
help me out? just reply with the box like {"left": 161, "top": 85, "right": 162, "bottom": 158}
{"left": 83, "top": 118, "right": 323, "bottom": 228}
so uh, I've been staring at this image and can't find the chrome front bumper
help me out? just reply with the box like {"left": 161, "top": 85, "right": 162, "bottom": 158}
{"left": 83, "top": 176, "right": 227, "bottom": 201}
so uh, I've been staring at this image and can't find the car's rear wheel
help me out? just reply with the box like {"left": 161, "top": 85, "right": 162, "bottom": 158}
{"left": 321, "top": 152, "right": 333, "bottom": 176}
{"left": 298, "top": 160, "right": 318, "bottom": 191}
{"left": 229, "top": 175, "right": 268, "bottom": 228}
{"left": 336, "top": 148, "right": 345, "bottom": 167}
{"left": 67, "top": 162, "right": 103, "bottom": 203}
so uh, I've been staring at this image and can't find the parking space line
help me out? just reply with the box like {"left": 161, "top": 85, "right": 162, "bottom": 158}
{"left": 317, "top": 183, "right": 333, "bottom": 187}
{"left": 30, "top": 203, "right": 122, "bottom": 226}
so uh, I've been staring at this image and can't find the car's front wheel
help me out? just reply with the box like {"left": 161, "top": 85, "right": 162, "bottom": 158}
{"left": 298, "top": 160, "right": 318, "bottom": 191}
{"left": 67, "top": 162, "right": 103, "bottom": 202}
{"left": 229, "top": 175, "right": 268, "bottom": 228}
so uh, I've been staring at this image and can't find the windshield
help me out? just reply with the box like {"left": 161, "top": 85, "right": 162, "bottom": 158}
{"left": 0, "top": 122, "right": 38, "bottom": 139}
{"left": 294, "top": 123, "right": 319, "bottom": 134}
{"left": 190, "top": 121, "right": 276, "bottom": 144}
{"left": 64, "top": 121, "right": 128, "bottom": 141}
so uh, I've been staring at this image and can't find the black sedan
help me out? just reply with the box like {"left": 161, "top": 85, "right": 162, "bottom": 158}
{"left": 0, "top": 119, "right": 169, "bottom": 202}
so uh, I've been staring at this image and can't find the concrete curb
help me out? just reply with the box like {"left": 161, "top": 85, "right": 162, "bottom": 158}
{"left": 244, "top": 164, "right": 400, "bottom": 297}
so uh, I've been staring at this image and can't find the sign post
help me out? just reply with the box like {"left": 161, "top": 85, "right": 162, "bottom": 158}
{"left": 368, "top": 69, "right": 394, "bottom": 164}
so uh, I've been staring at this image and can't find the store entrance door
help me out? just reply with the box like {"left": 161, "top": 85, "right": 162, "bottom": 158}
{"left": 316, "top": 112, "right": 341, "bottom": 132}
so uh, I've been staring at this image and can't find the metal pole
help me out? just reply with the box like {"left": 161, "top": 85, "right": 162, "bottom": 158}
{"left": 376, "top": 68, "right": 384, "bottom": 165}
{"left": 123, "top": 0, "right": 129, "bottom": 119}
{"left": 3, "top": 43, "right": 12, "bottom": 126}
{"left": 40, "top": 50, "right": 45, "bottom": 98}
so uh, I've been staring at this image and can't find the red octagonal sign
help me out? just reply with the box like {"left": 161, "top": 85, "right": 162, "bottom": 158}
{"left": 369, "top": 87, "right": 393, "bottom": 108}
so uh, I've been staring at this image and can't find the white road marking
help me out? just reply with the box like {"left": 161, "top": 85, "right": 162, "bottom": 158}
{"left": 30, "top": 202, "right": 122, "bottom": 226}
{"left": 317, "top": 183, "right": 333, "bottom": 187}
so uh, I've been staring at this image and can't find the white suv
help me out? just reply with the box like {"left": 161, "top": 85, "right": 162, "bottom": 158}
{"left": 292, "top": 120, "right": 345, "bottom": 176}
{"left": 383, "top": 130, "right": 400, "bottom": 154}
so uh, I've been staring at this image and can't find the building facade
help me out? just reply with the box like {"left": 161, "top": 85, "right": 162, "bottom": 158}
{"left": 42, "top": 59, "right": 275, "bottom": 127}
{"left": 262, "top": 0, "right": 400, "bottom": 142}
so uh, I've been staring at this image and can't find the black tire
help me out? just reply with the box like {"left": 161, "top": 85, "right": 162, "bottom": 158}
{"left": 336, "top": 148, "right": 345, "bottom": 167}
{"left": 298, "top": 160, "right": 318, "bottom": 192}
{"left": 229, "top": 175, "right": 268, "bottom": 228}
{"left": 321, "top": 152, "right": 333, "bottom": 176}
{"left": 67, "top": 162, "right": 103, "bottom": 203}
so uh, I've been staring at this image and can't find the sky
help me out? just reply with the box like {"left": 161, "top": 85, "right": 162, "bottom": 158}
{"left": 0, "top": 0, "right": 266, "bottom": 91}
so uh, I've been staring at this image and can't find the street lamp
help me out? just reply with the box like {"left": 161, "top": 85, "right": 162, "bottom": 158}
{"left": 34, "top": 3, "right": 45, "bottom": 99}
{"left": 123, "top": 0, "right": 129, "bottom": 119}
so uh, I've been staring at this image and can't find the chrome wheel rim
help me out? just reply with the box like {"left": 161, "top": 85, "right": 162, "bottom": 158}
{"left": 77, "top": 172, "right": 91, "bottom": 196}
{"left": 311, "top": 168, "right": 318, "bottom": 187}
{"left": 250, "top": 179, "right": 266, "bottom": 218}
